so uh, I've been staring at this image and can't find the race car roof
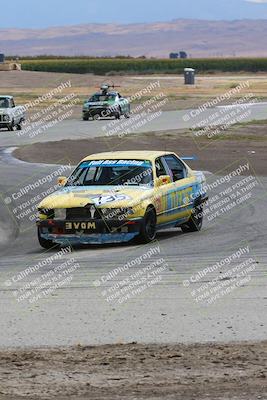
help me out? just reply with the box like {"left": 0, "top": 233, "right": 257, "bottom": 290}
{"left": 82, "top": 151, "right": 174, "bottom": 162}
{"left": 0, "top": 95, "right": 13, "bottom": 99}
{"left": 92, "top": 91, "right": 119, "bottom": 96}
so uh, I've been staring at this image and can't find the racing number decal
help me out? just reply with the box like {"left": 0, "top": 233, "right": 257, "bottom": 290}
{"left": 166, "top": 187, "right": 193, "bottom": 213}
{"left": 156, "top": 186, "right": 193, "bottom": 217}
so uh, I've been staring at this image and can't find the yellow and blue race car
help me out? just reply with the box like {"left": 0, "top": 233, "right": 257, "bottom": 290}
{"left": 36, "top": 151, "right": 208, "bottom": 248}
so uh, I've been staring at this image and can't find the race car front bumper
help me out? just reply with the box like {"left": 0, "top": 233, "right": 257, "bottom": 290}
{"left": 83, "top": 107, "right": 116, "bottom": 118}
{"left": 0, "top": 122, "right": 10, "bottom": 129}
{"left": 37, "top": 218, "right": 143, "bottom": 245}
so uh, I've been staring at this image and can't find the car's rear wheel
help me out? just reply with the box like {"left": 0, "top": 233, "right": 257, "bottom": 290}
{"left": 83, "top": 116, "right": 89, "bottom": 121}
{"left": 181, "top": 203, "right": 203, "bottom": 233}
{"left": 38, "top": 227, "right": 55, "bottom": 249}
{"left": 138, "top": 208, "right": 157, "bottom": 243}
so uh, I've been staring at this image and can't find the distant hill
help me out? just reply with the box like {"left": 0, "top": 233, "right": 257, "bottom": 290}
{"left": 1, "top": 19, "right": 267, "bottom": 58}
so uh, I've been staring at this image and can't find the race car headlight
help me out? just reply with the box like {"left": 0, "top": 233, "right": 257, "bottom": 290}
{"left": 3, "top": 115, "right": 10, "bottom": 121}
{"left": 54, "top": 208, "right": 66, "bottom": 220}
{"left": 38, "top": 208, "right": 66, "bottom": 220}
{"left": 101, "top": 207, "right": 134, "bottom": 220}
{"left": 38, "top": 208, "right": 54, "bottom": 220}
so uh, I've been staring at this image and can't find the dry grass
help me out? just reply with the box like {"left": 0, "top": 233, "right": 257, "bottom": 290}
{"left": 1, "top": 71, "right": 267, "bottom": 114}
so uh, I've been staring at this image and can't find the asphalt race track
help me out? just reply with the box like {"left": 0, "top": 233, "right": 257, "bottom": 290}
{"left": 0, "top": 102, "right": 267, "bottom": 147}
{"left": 0, "top": 106, "right": 266, "bottom": 348}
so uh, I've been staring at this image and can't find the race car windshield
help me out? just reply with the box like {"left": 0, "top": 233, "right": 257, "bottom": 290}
{"left": 89, "top": 94, "right": 116, "bottom": 102}
{"left": 0, "top": 98, "right": 9, "bottom": 108}
{"left": 66, "top": 160, "right": 154, "bottom": 187}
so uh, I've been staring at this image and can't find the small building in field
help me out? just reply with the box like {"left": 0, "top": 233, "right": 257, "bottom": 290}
{"left": 169, "top": 53, "right": 179, "bottom": 59}
{"left": 169, "top": 51, "right": 188, "bottom": 59}
{"left": 0, "top": 54, "right": 21, "bottom": 71}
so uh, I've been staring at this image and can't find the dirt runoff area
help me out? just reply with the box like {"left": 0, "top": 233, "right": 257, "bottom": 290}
{"left": 14, "top": 123, "right": 267, "bottom": 176}
{"left": 4, "top": 70, "right": 267, "bottom": 114}
{"left": 0, "top": 341, "right": 266, "bottom": 400}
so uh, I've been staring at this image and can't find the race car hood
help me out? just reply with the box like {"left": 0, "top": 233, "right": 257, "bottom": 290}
{"left": 0, "top": 107, "right": 24, "bottom": 115}
{"left": 38, "top": 185, "right": 153, "bottom": 210}
{"left": 0, "top": 108, "right": 10, "bottom": 114}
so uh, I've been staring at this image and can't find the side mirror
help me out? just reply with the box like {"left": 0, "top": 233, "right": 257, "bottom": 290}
{"left": 156, "top": 175, "right": 172, "bottom": 187}
{"left": 57, "top": 176, "right": 67, "bottom": 186}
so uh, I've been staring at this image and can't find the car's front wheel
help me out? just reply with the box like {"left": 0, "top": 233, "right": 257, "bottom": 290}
{"left": 38, "top": 227, "right": 55, "bottom": 249}
{"left": 16, "top": 118, "right": 24, "bottom": 130}
{"left": 138, "top": 208, "right": 157, "bottom": 243}
{"left": 7, "top": 120, "right": 14, "bottom": 131}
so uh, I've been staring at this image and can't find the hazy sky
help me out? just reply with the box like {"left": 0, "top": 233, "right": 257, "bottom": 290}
{"left": 2, "top": 0, "right": 267, "bottom": 28}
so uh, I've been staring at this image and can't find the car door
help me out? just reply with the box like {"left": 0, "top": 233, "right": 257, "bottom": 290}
{"left": 10, "top": 98, "right": 17, "bottom": 124}
{"left": 154, "top": 157, "right": 174, "bottom": 225}
{"left": 158, "top": 154, "right": 196, "bottom": 225}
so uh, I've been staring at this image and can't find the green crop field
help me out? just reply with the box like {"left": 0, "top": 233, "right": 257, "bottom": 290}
{"left": 20, "top": 58, "right": 267, "bottom": 75}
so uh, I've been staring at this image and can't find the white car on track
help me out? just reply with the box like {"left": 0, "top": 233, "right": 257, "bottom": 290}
{"left": 0, "top": 96, "right": 25, "bottom": 131}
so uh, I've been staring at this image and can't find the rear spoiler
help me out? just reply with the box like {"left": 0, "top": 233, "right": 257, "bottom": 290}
{"left": 181, "top": 156, "right": 198, "bottom": 161}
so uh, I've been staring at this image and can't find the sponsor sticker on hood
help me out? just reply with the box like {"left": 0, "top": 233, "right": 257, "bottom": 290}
{"left": 72, "top": 192, "right": 132, "bottom": 205}
{"left": 90, "top": 193, "right": 131, "bottom": 205}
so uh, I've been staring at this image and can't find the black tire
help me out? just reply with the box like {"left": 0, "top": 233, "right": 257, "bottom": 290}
{"left": 115, "top": 107, "right": 122, "bottom": 120}
{"left": 138, "top": 208, "right": 157, "bottom": 243}
{"left": 124, "top": 112, "right": 130, "bottom": 119}
{"left": 16, "top": 124, "right": 22, "bottom": 130}
{"left": 38, "top": 227, "right": 55, "bottom": 249}
{"left": 83, "top": 116, "right": 89, "bottom": 121}
{"left": 181, "top": 203, "right": 203, "bottom": 233}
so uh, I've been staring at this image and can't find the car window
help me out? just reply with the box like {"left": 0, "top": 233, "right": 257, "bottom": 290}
{"left": 89, "top": 94, "right": 116, "bottom": 102}
{"left": 66, "top": 160, "right": 153, "bottom": 187}
{"left": 0, "top": 98, "right": 9, "bottom": 108}
{"left": 155, "top": 158, "right": 167, "bottom": 177}
{"left": 163, "top": 155, "right": 186, "bottom": 182}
